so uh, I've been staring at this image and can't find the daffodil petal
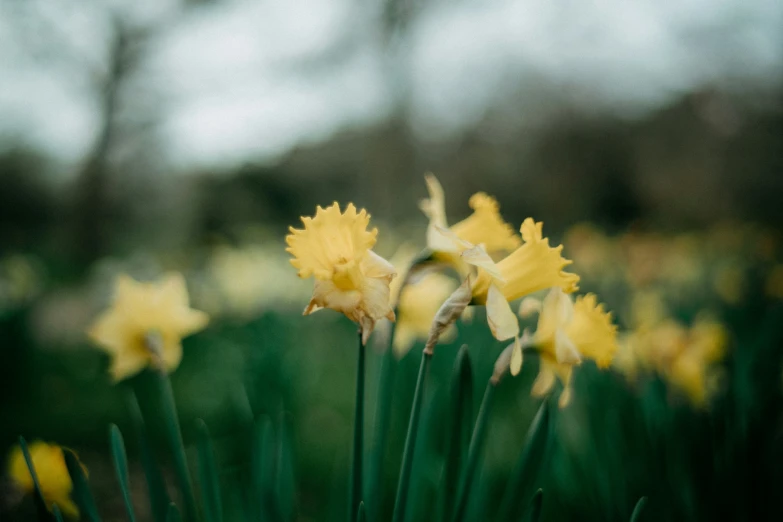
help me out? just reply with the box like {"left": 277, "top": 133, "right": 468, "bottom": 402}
{"left": 486, "top": 284, "right": 519, "bottom": 341}
{"left": 461, "top": 246, "right": 504, "bottom": 282}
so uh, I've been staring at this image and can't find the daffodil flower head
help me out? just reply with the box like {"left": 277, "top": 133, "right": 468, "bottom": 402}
{"left": 8, "top": 442, "right": 82, "bottom": 518}
{"left": 419, "top": 174, "right": 520, "bottom": 260}
{"left": 286, "top": 202, "right": 396, "bottom": 344}
{"left": 530, "top": 288, "right": 618, "bottom": 407}
{"left": 88, "top": 273, "right": 209, "bottom": 381}
{"left": 472, "top": 218, "right": 580, "bottom": 304}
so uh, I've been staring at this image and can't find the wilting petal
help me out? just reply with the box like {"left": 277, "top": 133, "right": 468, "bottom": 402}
{"left": 461, "top": 245, "right": 505, "bottom": 281}
{"left": 486, "top": 284, "right": 519, "bottom": 341}
{"left": 531, "top": 362, "right": 557, "bottom": 397}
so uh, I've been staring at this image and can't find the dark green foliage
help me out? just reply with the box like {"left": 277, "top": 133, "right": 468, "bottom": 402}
{"left": 196, "top": 420, "right": 223, "bottom": 522}
{"left": 64, "top": 448, "right": 101, "bottom": 522}
{"left": 126, "top": 391, "right": 170, "bottom": 522}
{"left": 440, "top": 345, "right": 474, "bottom": 522}
{"left": 496, "top": 403, "right": 550, "bottom": 522}
{"left": 109, "top": 424, "right": 137, "bottom": 522}
{"left": 629, "top": 496, "right": 647, "bottom": 522}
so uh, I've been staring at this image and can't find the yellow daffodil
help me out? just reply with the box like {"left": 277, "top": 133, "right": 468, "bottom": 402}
{"left": 286, "top": 202, "right": 396, "bottom": 344}
{"left": 394, "top": 272, "right": 458, "bottom": 358}
{"left": 419, "top": 174, "right": 520, "bottom": 266}
{"left": 88, "top": 273, "right": 209, "bottom": 381}
{"left": 529, "top": 288, "right": 618, "bottom": 407}
{"left": 8, "top": 442, "right": 81, "bottom": 518}
{"left": 618, "top": 315, "right": 728, "bottom": 407}
{"left": 471, "top": 219, "right": 580, "bottom": 304}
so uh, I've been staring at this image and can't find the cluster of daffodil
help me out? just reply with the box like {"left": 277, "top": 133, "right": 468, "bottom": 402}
{"left": 6, "top": 175, "right": 640, "bottom": 522}
{"left": 560, "top": 222, "right": 778, "bottom": 406}
{"left": 285, "top": 175, "right": 623, "bottom": 522}
{"left": 286, "top": 175, "right": 619, "bottom": 407}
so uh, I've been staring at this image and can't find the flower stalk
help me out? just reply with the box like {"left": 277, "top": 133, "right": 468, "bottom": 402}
{"left": 391, "top": 350, "right": 432, "bottom": 522}
{"left": 367, "top": 328, "right": 398, "bottom": 521}
{"left": 351, "top": 330, "right": 366, "bottom": 522}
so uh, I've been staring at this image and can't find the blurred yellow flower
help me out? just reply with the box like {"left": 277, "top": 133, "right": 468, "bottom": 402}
{"left": 88, "top": 273, "right": 209, "bottom": 381}
{"left": 394, "top": 272, "right": 458, "bottom": 358}
{"left": 619, "top": 315, "right": 728, "bottom": 407}
{"left": 286, "top": 202, "right": 396, "bottom": 344}
{"left": 419, "top": 174, "right": 519, "bottom": 264}
{"left": 8, "top": 442, "right": 80, "bottom": 518}
{"left": 530, "top": 288, "right": 618, "bottom": 407}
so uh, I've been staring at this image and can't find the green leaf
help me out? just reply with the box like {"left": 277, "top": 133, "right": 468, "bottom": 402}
{"left": 357, "top": 501, "right": 366, "bottom": 522}
{"left": 630, "top": 496, "right": 648, "bottom": 522}
{"left": 391, "top": 352, "right": 433, "bottom": 522}
{"left": 450, "top": 381, "right": 496, "bottom": 522}
{"left": 110, "top": 424, "right": 137, "bottom": 522}
{"left": 166, "top": 503, "right": 181, "bottom": 522}
{"left": 126, "top": 391, "right": 170, "bottom": 522}
{"left": 52, "top": 504, "right": 65, "bottom": 522}
{"left": 251, "top": 416, "right": 276, "bottom": 521}
{"left": 276, "top": 413, "right": 296, "bottom": 522}
{"left": 196, "top": 420, "right": 224, "bottom": 522}
{"left": 440, "top": 345, "right": 474, "bottom": 522}
{"left": 146, "top": 370, "right": 197, "bottom": 521}
{"left": 64, "top": 447, "right": 101, "bottom": 522}
{"left": 524, "top": 490, "right": 543, "bottom": 522}
{"left": 18, "top": 437, "right": 54, "bottom": 522}
{"left": 495, "top": 402, "right": 550, "bottom": 522}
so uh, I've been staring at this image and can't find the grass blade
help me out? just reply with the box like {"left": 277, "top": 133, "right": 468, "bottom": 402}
{"left": 450, "top": 381, "right": 495, "bottom": 522}
{"left": 52, "top": 504, "right": 65, "bottom": 522}
{"left": 276, "top": 413, "right": 296, "bottom": 522}
{"left": 350, "top": 331, "right": 366, "bottom": 522}
{"left": 18, "top": 437, "right": 54, "bottom": 522}
{"left": 166, "top": 503, "right": 181, "bottom": 522}
{"left": 252, "top": 416, "right": 276, "bottom": 521}
{"left": 524, "top": 490, "right": 543, "bottom": 522}
{"left": 357, "top": 501, "right": 366, "bottom": 522}
{"left": 126, "top": 391, "right": 170, "bottom": 522}
{"left": 440, "top": 345, "right": 474, "bottom": 522}
{"left": 64, "top": 448, "right": 101, "bottom": 522}
{"left": 196, "top": 420, "right": 223, "bottom": 522}
{"left": 109, "top": 424, "right": 137, "bottom": 522}
{"left": 148, "top": 370, "right": 198, "bottom": 521}
{"left": 391, "top": 351, "right": 432, "bottom": 522}
{"left": 630, "top": 496, "right": 648, "bottom": 522}
{"left": 495, "top": 402, "right": 550, "bottom": 522}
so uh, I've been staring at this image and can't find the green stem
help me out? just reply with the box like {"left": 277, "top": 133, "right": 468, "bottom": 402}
{"left": 368, "top": 328, "right": 398, "bottom": 520}
{"left": 151, "top": 370, "right": 198, "bottom": 522}
{"left": 391, "top": 351, "right": 432, "bottom": 522}
{"left": 450, "top": 381, "right": 495, "bottom": 522}
{"left": 350, "top": 331, "right": 366, "bottom": 522}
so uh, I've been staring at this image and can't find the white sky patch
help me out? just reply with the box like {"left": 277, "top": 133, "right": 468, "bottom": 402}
{"left": 408, "top": 0, "right": 783, "bottom": 137}
{"left": 0, "top": 0, "right": 780, "bottom": 171}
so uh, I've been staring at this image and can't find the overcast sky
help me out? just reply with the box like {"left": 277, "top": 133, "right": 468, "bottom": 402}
{"left": 0, "top": 0, "right": 781, "bottom": 174}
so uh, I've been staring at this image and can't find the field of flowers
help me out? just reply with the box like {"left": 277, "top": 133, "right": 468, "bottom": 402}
{"left": 2, "top": 175, "right": 782, "bottom": 522}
